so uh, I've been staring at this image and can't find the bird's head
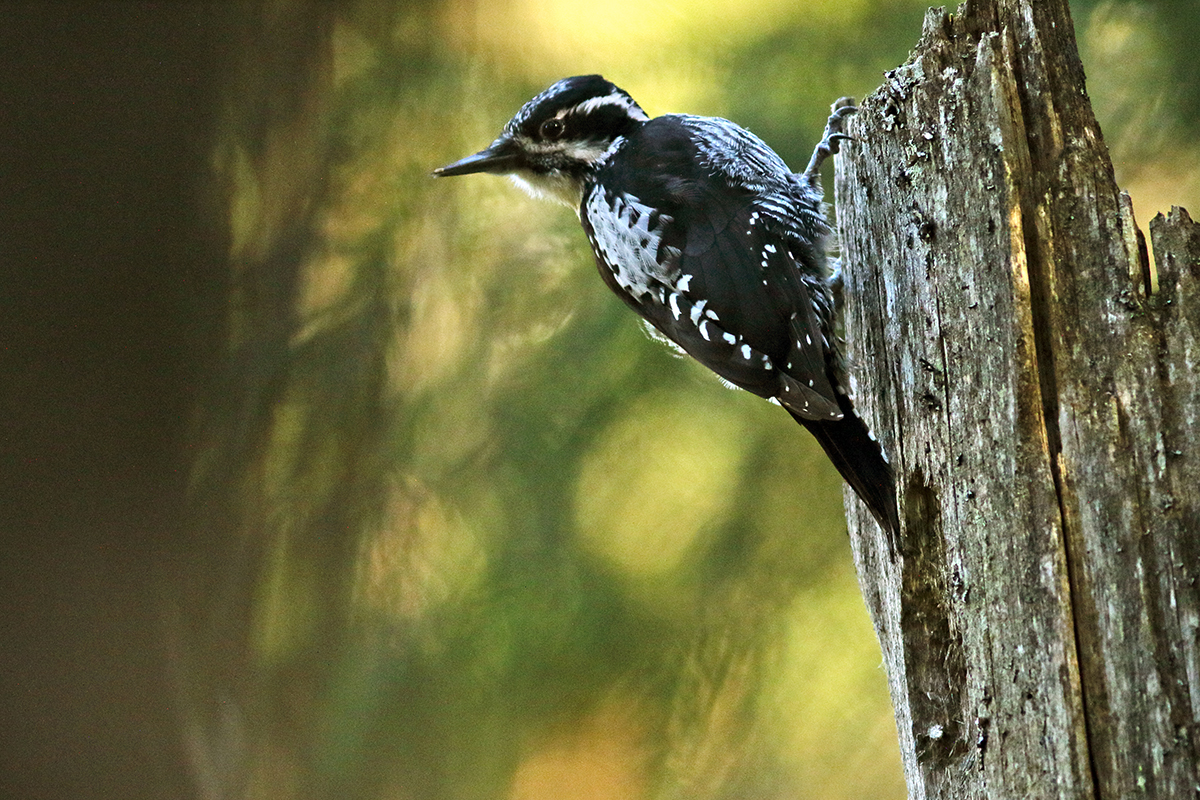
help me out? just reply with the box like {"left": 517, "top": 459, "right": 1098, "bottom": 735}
{"left": 434, "top": 75, "right": 648, "bottom": 207}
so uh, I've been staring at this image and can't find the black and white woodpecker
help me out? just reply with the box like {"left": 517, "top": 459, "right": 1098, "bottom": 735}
{"left": 435, "top": 75, "right": 898, "bottom": 538}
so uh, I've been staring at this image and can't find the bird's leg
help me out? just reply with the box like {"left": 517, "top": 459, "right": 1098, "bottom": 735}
{"left": 801, "top": 98, "right": 858, "bottom": 186}
{"left": 828, "top": 257, "right": 844, "bottom": 316}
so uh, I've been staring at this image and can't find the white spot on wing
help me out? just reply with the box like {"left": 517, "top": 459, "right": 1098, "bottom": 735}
{"left": 669, "top": 292, "right": 682, "bottom": 320}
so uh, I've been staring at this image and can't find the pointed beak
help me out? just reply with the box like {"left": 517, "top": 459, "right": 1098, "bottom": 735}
{"left": 433, "top": 138, "right": 521, "bottom": 177}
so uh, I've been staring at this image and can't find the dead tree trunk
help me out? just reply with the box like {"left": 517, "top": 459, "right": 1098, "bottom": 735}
{"left": 833, "top": 1, "right": 1200, "bottom": 797}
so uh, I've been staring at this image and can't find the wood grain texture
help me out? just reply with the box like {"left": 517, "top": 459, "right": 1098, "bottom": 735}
{"left": 833, "top": 1, "right": 1200, "bottom": 797}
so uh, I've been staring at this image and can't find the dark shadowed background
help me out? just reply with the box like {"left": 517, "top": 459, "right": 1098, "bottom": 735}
{"left": 2, "top": 2, "right": 1195, "bottom": 799}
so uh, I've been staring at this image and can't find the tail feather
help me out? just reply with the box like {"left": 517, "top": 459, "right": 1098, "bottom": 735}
{"left": 790, "top": 405, "right": 899, "bottom": 542}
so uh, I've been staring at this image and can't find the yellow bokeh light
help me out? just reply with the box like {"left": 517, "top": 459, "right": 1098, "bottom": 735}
{"left": 575, "top": 391, "right": 749, "bottom": 581}
{"left": 437, "top": 0, "right": 873, "bottom": 112}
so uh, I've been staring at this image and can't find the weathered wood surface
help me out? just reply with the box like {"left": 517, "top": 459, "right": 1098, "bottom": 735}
{"left": 833, "top": 0, "right": 1200, "bottom": 797}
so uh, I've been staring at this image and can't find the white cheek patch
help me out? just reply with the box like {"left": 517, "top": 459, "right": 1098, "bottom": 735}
{"left": 563, "top": 141, "right": 611, "bottom": 163}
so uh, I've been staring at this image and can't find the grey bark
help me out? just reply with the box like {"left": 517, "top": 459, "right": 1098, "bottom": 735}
{"left": 833, "top": 1, "right": 1200, "bottom": 798}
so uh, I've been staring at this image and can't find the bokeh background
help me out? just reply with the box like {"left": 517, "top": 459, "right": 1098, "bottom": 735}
{"left": 2, "top": 2, "right": 1196, "bottom": 799}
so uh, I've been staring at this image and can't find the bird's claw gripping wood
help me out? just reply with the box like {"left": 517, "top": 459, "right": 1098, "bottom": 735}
{"left": 802, "top": 99, "right": 858, "bottom": 185}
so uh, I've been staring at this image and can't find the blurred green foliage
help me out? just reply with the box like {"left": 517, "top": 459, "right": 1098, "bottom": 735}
{"left": 1074, "top": 0, "right": 1200, "bottom": 218}
{"left": 185, "top": 1, "right": 1199, "bottom": 798}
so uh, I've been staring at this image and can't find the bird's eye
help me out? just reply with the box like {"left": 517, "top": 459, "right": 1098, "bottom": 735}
{"left": 539, "top": 118, "right": 566, "bottom": 139}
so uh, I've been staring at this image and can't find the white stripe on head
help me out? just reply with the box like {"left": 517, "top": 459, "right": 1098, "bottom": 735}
{"left": 574, "top": 92, "right": 649, "bottom": 121}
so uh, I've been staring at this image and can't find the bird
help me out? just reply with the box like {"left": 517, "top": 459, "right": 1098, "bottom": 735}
{"left": 434, "top": 75, "right": 898, "bottom": 540}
